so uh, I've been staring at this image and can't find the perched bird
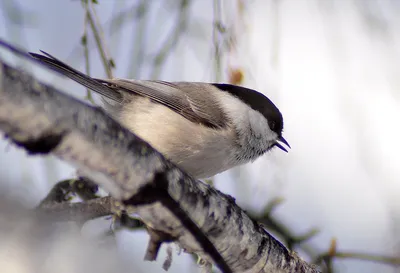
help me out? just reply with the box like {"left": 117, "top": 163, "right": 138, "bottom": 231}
{"left": 30, "top": 51, "right": 290, "bottom": 179}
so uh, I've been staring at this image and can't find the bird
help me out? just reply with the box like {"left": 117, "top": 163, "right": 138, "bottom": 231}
{"left": 30, "top": 51, "right": 290, "bottom": 179}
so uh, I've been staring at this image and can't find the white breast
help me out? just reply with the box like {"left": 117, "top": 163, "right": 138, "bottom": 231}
{"left": 112, "top": 97, "right": 240, "bottom": 178}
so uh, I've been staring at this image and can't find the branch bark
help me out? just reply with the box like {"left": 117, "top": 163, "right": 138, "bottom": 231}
{"left": 0, "top": 49, "right": 319, "bottom": 273}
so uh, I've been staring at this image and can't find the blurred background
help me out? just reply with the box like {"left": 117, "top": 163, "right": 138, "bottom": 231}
{"left": 0, "top": 0, "right": 400, "bottom": 272}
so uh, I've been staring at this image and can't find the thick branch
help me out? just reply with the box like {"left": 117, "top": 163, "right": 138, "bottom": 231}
{"left": 0, "top": 53, "right": 319, "bottom": 273}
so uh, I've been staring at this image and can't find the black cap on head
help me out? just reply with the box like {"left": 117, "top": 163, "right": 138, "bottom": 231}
{"left": 212, "top": 84, "right": 284, "bottom": 134}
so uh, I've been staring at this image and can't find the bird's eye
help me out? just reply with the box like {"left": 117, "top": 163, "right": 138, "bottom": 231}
{"left": 270, "top": 121, "right": 276, "bottom": 130}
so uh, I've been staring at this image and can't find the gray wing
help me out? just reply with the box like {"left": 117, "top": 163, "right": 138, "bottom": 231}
{"left": 99, "top": 79, "right": 229, "bottom": 129}
{"left": 30, "top": 51, "right": 122, "bottom": 102}
{"left": 30, "top": 51, "right": 228, "bottom": 128}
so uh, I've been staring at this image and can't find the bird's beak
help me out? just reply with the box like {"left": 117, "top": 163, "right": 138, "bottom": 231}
{"left": 275, "top": 136, "right": 291, "bottom": 153}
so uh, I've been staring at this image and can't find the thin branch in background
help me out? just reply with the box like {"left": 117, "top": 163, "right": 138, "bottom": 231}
{"left": 107, "top": 0, "right": 127, "bottom": 74}
{"left": 127, "top": 0, "right": 150, "bottom": 78}
{"left": 252, "top": 197, "right": 400, "bottom": 272}
{"left": 34, "top": 178, "right": 400, "bottom": 273}
{"left": 0, "top": 0, "right": 33, "bottom": 68}
{"left": 81, "top": 0, "right": 95, "bottom": 104}
{"left": 207, "top": 0, "right": 225, "bottom": 188}
{"left": 37, "top": 195, "right": 113, "bottom": 223}
{"left": 86, "top": 2, "right": 114, "bottom": 78}
{"left": 355, "top": 0, "right": 389, "bottom": 37}
{"left": 314, "top": 238, "right": 400, "bottom": 272}
{"left": 36, "top": 178, "right": 111, "bottom": 223}
{"left": 270, "top": 0, "right": 281, "bottom": 69}
{"left": 252, "top": 198, "right": 320, "bottom": 251}
{"left": 213, "top": 0, "right": 223, "bottom": 82}
{"left": 68, "top": 2, "right": 148, "bottom": 64}
{"left": 108, "top": 0, "right": 151, "bottom": 78}
{"left": 150, "top": 0, "right": 190, "bottom": 79}
{"left": 324, "top": 252, "right": 400, "bottom": 266}
{"left": 109, "top": 2, "right": 148, "bottom": 32}
{"left": 108, "top": 0, "right": 124, "bottom": 54}
{"left": 37, "top": 179, "right": 75, "bottom": 207}
{"left": 90, "top": 1, "right": 115, "bottom": 70}
{"left": 249, "top": 197, "right": 324, "bottom": 268}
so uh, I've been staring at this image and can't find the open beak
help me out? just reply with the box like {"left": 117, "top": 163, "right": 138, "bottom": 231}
{"left": 275, "top": 136, "right": 291, "bottom": 153}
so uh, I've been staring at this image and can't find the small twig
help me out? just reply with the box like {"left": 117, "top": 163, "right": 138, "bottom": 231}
{"left": 37, "top": 177, "right": 143, "bottom": 234}
{"left": 90, "top": 1, "right": 114, "bottom": 69}
{"left": 198, "top": 257, "right": 213, "bottom": 273}
{"left": 315, "top": 238, "right": 400, "bottom": 267}
{"left": 0, "top": 0, "right": 30, "bottom": 68}
{"left": 37, "top": 179, "right": 74, "bottom": 207}
{"left": 69, "top": 2, "right": 147, "bottom": 63}
{"left": 270, "top": 0, "right": 281, "bottom": 68}
{"left": 204, "top": 178, "right": 214, "bottom": 187}
{"left": 86, "top": 5, "right": 114, "bottom": 78}
{"left": 81, "top": 0, "right": 95, "bottom": 104}
{"left": 36, "top": 177, "right": 107, "bottom": 223}
{"left": 71, "top": 177, "right": 100, "bottom": 201}
{"left": 163, "top": 245, "right": 173, "bottom": 271}
{"left": 127, "top": 0, "right": 150, "bottom": 78}
{"left": 249, "top": 198, "right": 320, "bottom": 263}
{"left": 253, "top": 198, "right": 319, "bottom": 250}
{"left": 144, "top": 228, "right": 175, "bottom": 261}
{"left": 262, "top": 196, "right": 284, "bottom": 216}
{"left": 150, "top": 0, "right": 190, "bottom": 79}
{"left": 213, "top": 0, "right": 223, "bottom": 82}
{"left": 326, "top": 252, "right": 400, "bottom": 265}
{"left": 36, "top": 196, "right": 113, "bottom": 222}
{"left": 116, "top": 212, "right": 144, "bottom": 230}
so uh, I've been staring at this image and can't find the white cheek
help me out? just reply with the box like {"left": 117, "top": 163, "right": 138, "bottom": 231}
{"left": 217, "top": 92, "right": 276, "bottom": 138}
{"left": 216, "top": 93, "right": 250, "bottom": 128}
{"left": 248, "top": 109, "right": 276, "bottom": 141}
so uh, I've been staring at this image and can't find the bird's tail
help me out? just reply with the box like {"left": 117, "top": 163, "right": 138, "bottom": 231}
{"left": 29, "top": 51, "right": 122, "bottom": 103}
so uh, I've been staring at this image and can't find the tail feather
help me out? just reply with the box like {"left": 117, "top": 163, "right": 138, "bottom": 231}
{"left": 29, "top": 51, "right": 122, "bottom": 103}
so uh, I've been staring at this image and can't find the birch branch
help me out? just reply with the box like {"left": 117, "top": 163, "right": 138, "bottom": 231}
{"left": 0, "top": 49, "right": 319, "bottom": 273}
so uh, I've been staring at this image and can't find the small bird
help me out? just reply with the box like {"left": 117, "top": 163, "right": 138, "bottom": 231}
{"left": 30, "top": 51, "right": 290, "bottom": 179}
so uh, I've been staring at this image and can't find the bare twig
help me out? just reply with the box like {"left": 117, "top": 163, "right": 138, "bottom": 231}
{"left": 90, "top": 1, "right": 115, "bottom": 69}
{"left": 150, "top": 0, "right": 190, "bottom": 79}
{"left": 250, "top": 198, "right": 321, "bottom": 266}
{"left": 144, "top": 228, "right": 175, "bottom": 261}
{"left": 315, "top": 238, "right": 400, "bottom": 267}
{"left": 69, "top": 2, "right": 148, "bottom": 64}
{"left": 37, "top": 179, "right": 75, "bottom": 207}
{"left": 252, "top": 198, "right": 319, "bottom": 250}
{"left": 127, "top": 0, "right": 150, "bottom": 78}
{"left": 163, "top": 245, "right": 173, "bottom": 270}
{"left": 213, "top": 0, "right": 223, "bottom": 82}
{"left": 71, "top": 176, "right": 100, "bottom": 201}
{"left": 322, "top": 252, "right": 400, "bottom": 265}
{"left": 37, "top": 195, "right": 112, "bottom": 222}
{"left": 86, "top": 5, "right": 114, "bottom": 78}
{"left": 81, "top": 0, "right": 95, "bottom": 104}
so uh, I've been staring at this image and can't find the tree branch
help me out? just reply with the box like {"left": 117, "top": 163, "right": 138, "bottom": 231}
{"left": 0, "top": 42, "right": 319, "bottom": 273}
{"left": 37, "top": 194, "right": 112, "bottom": 223}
